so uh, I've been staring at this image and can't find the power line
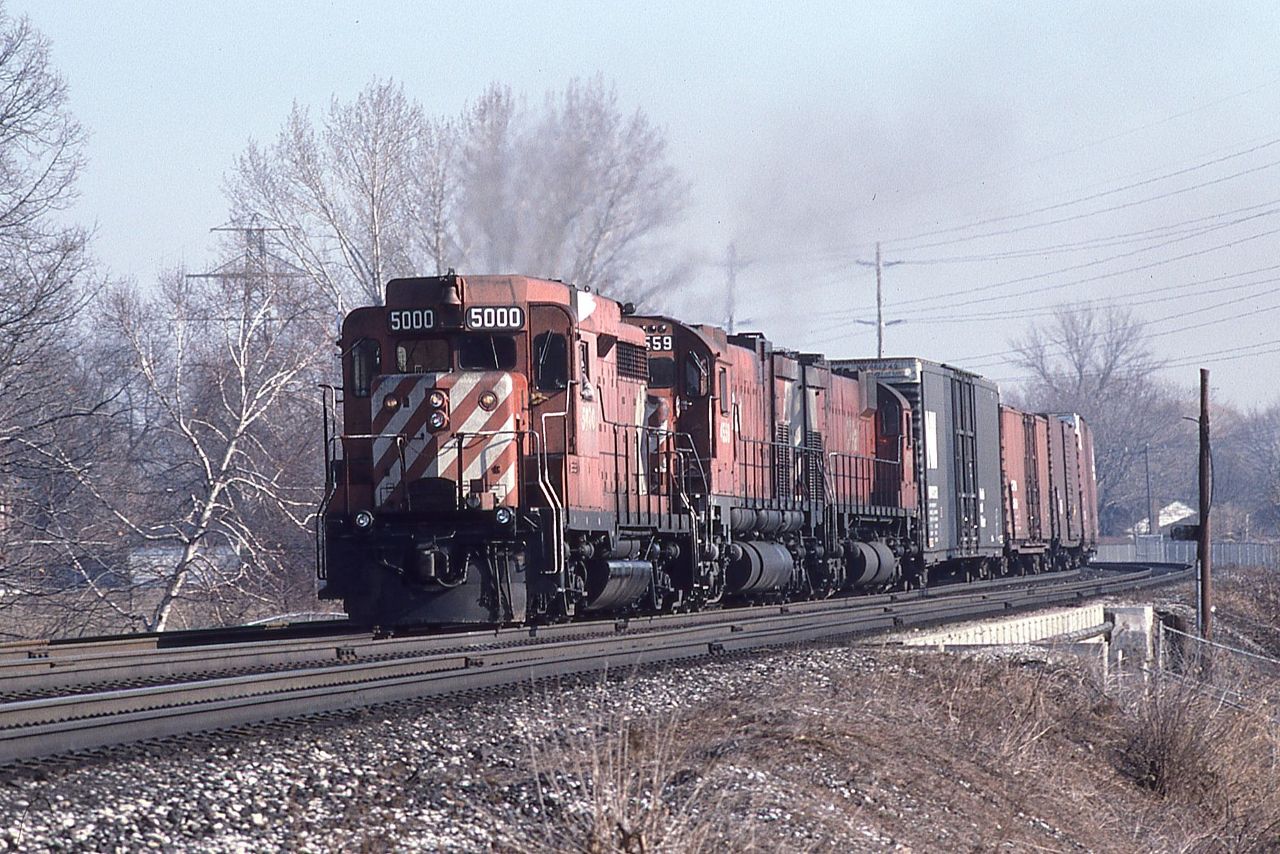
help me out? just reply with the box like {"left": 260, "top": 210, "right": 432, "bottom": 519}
{"left": 983, "top": 338, "right": 1280, "bottom": 386}
{"left": 888, "top": 197, "right": 1280, "bottom": 264}
{"left": 903, "top": 222, "right": 1280, "bottom": 316}
{"left": 856, "top": 75, "right": 1280, "bottom": 223}
{"left": 891, "top": 154, "right": 1280, "bottom": 254}
{"left": 953, "top": 286, "right": 1280, "bottom": 369}
{"left": 813, "top": 217, "right": 1280, "bottom": 324}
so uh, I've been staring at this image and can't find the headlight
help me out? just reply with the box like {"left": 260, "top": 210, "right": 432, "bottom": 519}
{"left": 428, "top": 390, "right": 447, "bottom": 409}
{"left": 478, "top": 390, "right": 498, "bottom": 411}
{"left": 429, "top": 411, "right": 448, "bottom": 430}
{"left": 353, "top": 510, "right": 374, "bottom": 529}
{"left": 465, "top": 493, "right": 482, "bottom": 509}
{"left": 382, "top": 394, "right": 400, "bottom": 411}
{"left": 494, "top": 506, "right": 514, "bottom": 525}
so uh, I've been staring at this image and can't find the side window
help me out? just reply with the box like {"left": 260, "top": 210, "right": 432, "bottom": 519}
{"left": 879, "top": 394, "right": 901, "bottom": 436}
{"left": 351, "top": 338, "right": 380, "bottom": 398}
{"left": 579, "top": 341, "right": 595, "bottom": 400}
{"left": 718, "top": 367, "right": 729, "bottom": 415}
{"left": 533, "top": 331, "right": 569, "bottom": 391}
{"left": 684, "top": 352, "right": 708, "bottom": 397}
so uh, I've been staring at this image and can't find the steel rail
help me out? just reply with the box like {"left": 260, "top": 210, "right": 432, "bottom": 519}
{"left": 0, "top": 568, "right": 1100, "bottom": 663}
{"left": 0, "top": 563, "right": 1189, "bottom": 767}
{"left": 0, "top": 568, "right": 1102, "bottom": 698}
{"left": 0, "top": 619, "right": 356, "bottom": 662}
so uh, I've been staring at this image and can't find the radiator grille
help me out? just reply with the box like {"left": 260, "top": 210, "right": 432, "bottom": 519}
{"left": 616, "top": 342, "right": 649, "bottom": 380}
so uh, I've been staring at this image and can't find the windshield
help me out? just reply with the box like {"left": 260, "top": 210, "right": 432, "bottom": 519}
{"left": 648, "top": 356, "right": 675, "bottom": 389}
{"left": 396, "top": 338, "right": 450, "bottom": 373}
{"left": 458, "top": 334, "right": 518, "bottom": 370}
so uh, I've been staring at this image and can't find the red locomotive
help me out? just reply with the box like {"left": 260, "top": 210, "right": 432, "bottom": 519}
{"left": 318, "top": 273, "right": 1097, "bottom": 626}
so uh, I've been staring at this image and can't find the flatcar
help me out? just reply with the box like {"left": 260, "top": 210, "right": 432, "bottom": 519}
{"left": 317, "top": 273, "right": 1097, "bottom": 626}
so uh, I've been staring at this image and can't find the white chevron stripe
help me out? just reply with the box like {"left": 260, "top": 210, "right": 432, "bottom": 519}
{"left": 370, "top": 371, "right": 519, "bottom": 503}
{"left": 372, "top": 373, "right": 447, "bottom": 505}
{"left": 430, "top": 374, "right": 513, "bottom": 481}
{"left": 462, "top": 413, "right": 516, "bottom": 485}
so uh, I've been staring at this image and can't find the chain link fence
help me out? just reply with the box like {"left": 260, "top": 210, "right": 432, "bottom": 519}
{"left": 1095, "top": 537, "right": 1279, "bottom": 569}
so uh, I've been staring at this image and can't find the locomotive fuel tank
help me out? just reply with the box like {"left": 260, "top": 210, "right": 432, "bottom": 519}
{"left": 844, "top": 540, "right": 897, "bottom": 587}
{"left": 584, "top": 559, "right": 654, "bottom": 611}
{"left": 726, "top": 540, "right": 795, "bottom": 595}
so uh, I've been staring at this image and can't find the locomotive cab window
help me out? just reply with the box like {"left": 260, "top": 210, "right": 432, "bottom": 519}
{"left": 718, "top": 367, "right": 729, "bottom": 415}
{"left": 684, "top": 352, "right": 709, "bottom": 397}
{"left": 350, "top": 338, "right": 380, "bottom": 398}
{"left": 648, "top": 357, "right": 675, "bottom": 389}
{"left": 458, "top": 334, "right": 517, "bottom": 370}
{"left": 396, "top": 338, "right": 450, "bottom": 373}
{"left": 879, "top": 397, "right": 900, "bottom": 436}
{"left": 533, "top": 331, "right": 568, "bottom": 390}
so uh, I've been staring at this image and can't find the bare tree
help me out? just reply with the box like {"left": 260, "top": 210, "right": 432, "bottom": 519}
{"left": 225, "top": 77, "right": 688, "bottom": 308}
{"left": 88, "top": 251, "right": 326, "bottom": 631}
{"left": 0, "top": 5, "right": 130, "bottom": 637}
{"left": 225, "top": 81, "right": 428, "bottom": 314}
{"left": 0, "top": 3, "right": 91, "bottom": 470}
{"left": 1218, "top": 404, "right": 1280, "bottom": 537}
{"left": 1012, "top": 304, "right": 1194, "bottom": 535}
{"left": 408, "top": 114, "right": 462, "bottom": 276}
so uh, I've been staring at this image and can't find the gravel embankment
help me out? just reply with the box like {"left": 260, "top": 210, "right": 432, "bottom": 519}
{"left": 5, "top": 574, "right": 1277, "bottom": 854}
{"left": 0, "top": 647, "right": 894, "bottom": 852}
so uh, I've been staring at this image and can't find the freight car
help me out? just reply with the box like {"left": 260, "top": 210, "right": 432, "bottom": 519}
{"left": 998, "top": 407, "right": 1099, "bottom": 574}
{"left": 317, "top": 273, "right": 1096, "bottom": 627}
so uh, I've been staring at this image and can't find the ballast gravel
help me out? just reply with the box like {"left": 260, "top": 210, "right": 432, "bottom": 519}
{"left": 0, "top": 646, "right": 896, "bottom": 853}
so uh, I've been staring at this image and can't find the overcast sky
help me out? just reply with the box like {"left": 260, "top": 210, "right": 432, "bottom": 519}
{"left": 16, "top": 0, "right": 1280, "bottom": 407}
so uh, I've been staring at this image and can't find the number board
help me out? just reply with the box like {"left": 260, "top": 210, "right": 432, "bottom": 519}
{"left": 466, "top": 306, "right": 525, "bottom": 331}
{"left": 646, "top": 334, "right": 674, "bottom": 351}
{"left": 388, "top": 309, "right": 436, "bottom": 332}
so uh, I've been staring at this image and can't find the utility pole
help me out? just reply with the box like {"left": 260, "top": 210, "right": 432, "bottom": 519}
{"left": 1144, "top": 444, "right": 1156, "bottom": 536}
{"left": 1198, "top": 368, "right": 1212, "bottom": 642}
{"left": 875, "top": 242, "right": 885, "bottom": 358}
{"left": 856, "top": 243, "right": 904, "bottom": 356}
{"left": 726, "top": 243, "right": 737, "bottom": 335}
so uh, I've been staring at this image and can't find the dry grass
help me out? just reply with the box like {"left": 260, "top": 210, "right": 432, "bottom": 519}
{"left": 0, "top": 579, "right": 326, "bottom": 639}
{"left": 1112, "top": 673, "right": 1280, "bottom": 852}
{"left": 496, "top": 714, "right": 735, "bottom": 854}
{"left": 1209, "top": 565, "right": 1280, "bottom": 658}
{"left": 474, "top": 646, "right": 1280, "bottom": 852}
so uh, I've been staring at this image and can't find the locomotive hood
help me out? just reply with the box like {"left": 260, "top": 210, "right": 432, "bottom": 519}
{"left": 370, "top": 370, "right": 525, "bottom": 511}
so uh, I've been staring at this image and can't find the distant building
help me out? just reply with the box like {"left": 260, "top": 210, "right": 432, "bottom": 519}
{"left": 1128, "top": 501, "right": 1197, "bottom": 537}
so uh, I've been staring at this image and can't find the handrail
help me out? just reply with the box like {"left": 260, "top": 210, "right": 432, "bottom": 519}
{"left": 334, "top": 433, "right": 408, "bottom": 512}
{"left": 539, "top": 412, "right": 568, "bottom": 579}
{"left": 449, "top": 427, "right": 530, "bottom": 508}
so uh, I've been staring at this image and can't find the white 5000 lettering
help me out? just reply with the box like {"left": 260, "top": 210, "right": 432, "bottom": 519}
{"left": 466, "top": 306, "right": 525, "bottom": 330}
{"left": 388, "top": 309, "right": 436, "bottom": 331}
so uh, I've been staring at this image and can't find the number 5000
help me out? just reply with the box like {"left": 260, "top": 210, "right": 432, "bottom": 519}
{"left": 466, "top": 306, "right": 525, "bottom": 330}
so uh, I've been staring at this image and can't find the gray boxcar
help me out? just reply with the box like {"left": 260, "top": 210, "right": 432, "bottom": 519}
{"left": 831, "top": 358, "right": 1004, "bottom": 567}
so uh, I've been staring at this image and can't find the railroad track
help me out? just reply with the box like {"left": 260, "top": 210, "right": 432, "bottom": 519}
{"left": 0, "top": 569, "right": 1102, "bottom": 701}
{"left": 0, "top": 562, "right": 1189, "bottom": 768}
